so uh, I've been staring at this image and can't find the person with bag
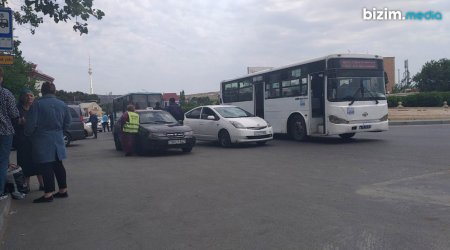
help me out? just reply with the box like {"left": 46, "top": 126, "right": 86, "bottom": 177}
{"left": 14, "top": 89, "right": 44, "bottom": 193}
{"left": 25, "top": 82, "right": 71, "bottom": 203}
{"left": 119, "top": 104, "right": 140, "bottom": 156}
{"left": 0, "top": 68, "right": 20, "bottom": 201}
{"left": 88, "top": 111, "right": 98, "bottom": 138}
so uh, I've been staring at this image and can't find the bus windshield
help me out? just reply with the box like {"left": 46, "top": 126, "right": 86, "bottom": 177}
{"left": 327, "top": 77, "right": 386, "bottom": 102}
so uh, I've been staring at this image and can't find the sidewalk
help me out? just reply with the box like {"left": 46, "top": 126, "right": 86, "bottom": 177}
{"left": 389, "top": 107, "right": 450, "bottom": 125}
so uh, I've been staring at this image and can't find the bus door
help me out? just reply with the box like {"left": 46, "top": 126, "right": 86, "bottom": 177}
{"left": 254, "top": 82, "right": 265, "bottom": 118}
{"left": 309, "top": 73, "right": 325, "bottom": 134}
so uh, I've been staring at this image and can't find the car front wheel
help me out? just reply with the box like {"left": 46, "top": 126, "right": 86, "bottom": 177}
{"left": 218, "top": 130, "right": 232, "bottom": 148}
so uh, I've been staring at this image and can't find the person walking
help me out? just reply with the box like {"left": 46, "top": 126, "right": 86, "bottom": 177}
{"left": 25, "top": 82, "right": 71, "bottom": 203}
{"left": 88, "top": 111, "right": 98, "bottom": 138}
{"left": 14, "top": 89, "right": 44, "bottom": 192}
{"left": 165, "top": 98, "right": 184, "bottom": 122}
{"left": 119, "top": 105, "right": 139, "bottom": 156}
{"left": 0, "top": 68, "right": 20, "bottom": 200}
{"left": 101, "top": 113, "right": 110, "bottom": 132}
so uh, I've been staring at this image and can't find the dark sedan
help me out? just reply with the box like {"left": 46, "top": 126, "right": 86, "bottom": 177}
{"left": 113, "top": 110, "right": 196, "bottom": 155}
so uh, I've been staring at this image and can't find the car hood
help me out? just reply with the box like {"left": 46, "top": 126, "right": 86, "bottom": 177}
{"left": 140, "top": 123, "right": 192, "bottom": 133}
{"left": 226, "top": 117, "right": 269, "bottom": 128}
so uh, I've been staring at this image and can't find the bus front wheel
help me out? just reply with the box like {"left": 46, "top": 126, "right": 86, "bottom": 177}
{"left": 288, "top": 115, "right": 307, "bottom": 141}
{"left": 339, "top": 133, "right": 355, "bottom": 139}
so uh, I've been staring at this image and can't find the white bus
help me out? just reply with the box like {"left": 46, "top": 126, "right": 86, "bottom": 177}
{"left": 220, "top": 54, "right": 389, "bottom": 140}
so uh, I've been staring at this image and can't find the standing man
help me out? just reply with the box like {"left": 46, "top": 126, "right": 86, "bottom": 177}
{"left": 25, "top": 82, "right": 71, "bottom": 203}
{"left": 0, "top": 68, "right": 20, "bottom": 200}
{"left": 165, "top": 98, "right": 184, "bottom": 123}
{"left": 108, "top": 113, "right": 114, "bottom": 132}
{"left": 88, "top": 111, "right": 98, "bottom": 138}
{"left": 119, "top": 105, "right": 139, "bottom": 156}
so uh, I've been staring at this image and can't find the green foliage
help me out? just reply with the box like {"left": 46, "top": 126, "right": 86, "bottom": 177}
{"left": 413, "top": 59, "right": 450, "bottom": 92}
{"left": 387, "top": 92, "right": 450, "bottom": 107}
{"left": 1, "top": 0, "right": 105, "bottom": 35}
{"left": 180, "top": 96, "right": 215, "bottom": 113}
{"left": 179, "top": 90, "right": 186, "bottom": 105}
{"left": 55, "top": 90, "right": 99, "bottom": 103}
{"left": 2, "top": 40, "right": 37, "bottom": 99}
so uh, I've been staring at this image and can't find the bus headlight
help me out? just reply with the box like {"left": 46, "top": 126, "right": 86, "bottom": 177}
{"left": 380, "top": 114, "right": 388, "bottom": 121}
{"left": 329, "top": 115, "right": 349, "bottom": 124}
{"left": 230, "top": 121, "right": 244, "bottom": 128}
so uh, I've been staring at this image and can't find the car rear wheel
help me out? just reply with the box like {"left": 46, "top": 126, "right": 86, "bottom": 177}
{"left": 218, "top": 130, "right": 232, "bottom": 148}
{"left": 63, "top": 132, "right": 71, "bottom": 147}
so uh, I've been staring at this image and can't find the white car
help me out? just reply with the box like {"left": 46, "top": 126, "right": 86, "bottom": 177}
{"left": 184, "top": 105, "right": 273, "bottom": 147}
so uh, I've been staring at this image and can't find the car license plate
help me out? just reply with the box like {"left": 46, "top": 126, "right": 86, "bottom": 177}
{"left": 168, "top": 139, "right": 186, "bottom": 145}
{"left": 254, "top": 131, "right": 266, "bottom": 136}
{"left": 359, "top": 125, "right": 371, "bottom": 129}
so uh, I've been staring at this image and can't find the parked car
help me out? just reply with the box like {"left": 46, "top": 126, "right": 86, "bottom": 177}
{"left": 113, "top": 110, "right": 196, "bottom": 155}
{"left": 84, "top": 122, "right": 93, "bottom": 137}
{"left": 184, "top": 105, "right": 273, "bottom": 147}
{"left": 66, "top": 105, "right": 87, "bottom": 146}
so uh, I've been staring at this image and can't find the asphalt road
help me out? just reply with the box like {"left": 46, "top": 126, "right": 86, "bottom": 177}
{"left": 3, "top": 125, "right": 450, "bottom": 250}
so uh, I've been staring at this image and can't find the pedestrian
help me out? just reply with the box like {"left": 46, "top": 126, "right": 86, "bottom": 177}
{"left": 108, "top": 113, "right": 114, "bottom": 132}
{"left": 154, "top": 102, "right": 163, "bottom": 110}
{"left": 13, "top": 89, "right": 44, "bottom": 193}
{"left": 165, "top": 98, "right": 184, "bottom": 122}
{"left": 88, "top": 111, "right": 98, "bottom": 138}
{"left": 24, "top": 82, "right": 71, "bottom": 203}
{"left": 119, "top": 104, "right": 140, "bottom": 156}
{"left": 0, "top": 68, "right": 20, "bottom": 201}
{"left": 101, "top": 113, "right": 110, "bottom": 132}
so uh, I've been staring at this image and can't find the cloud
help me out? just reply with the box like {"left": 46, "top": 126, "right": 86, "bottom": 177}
{"left": 11, "top": 0, "right": 450, "bottom": 95}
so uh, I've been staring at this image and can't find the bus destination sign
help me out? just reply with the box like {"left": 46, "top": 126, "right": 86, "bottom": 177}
{"left": 340, "top": 59, "right": 378, "bottom": 69}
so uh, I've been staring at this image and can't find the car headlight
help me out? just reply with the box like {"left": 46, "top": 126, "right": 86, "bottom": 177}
{"left": 329, "top": 115, "right": 349, "bottom": 124}
{"left": 184, "top": 131, "right": 193, "bottom": 136}
{"left": 149, "top": 132, "right": 166, "bottom": 139}
{"left": 380, "top": 114, "right": 388, "bottom": 121}
{"left": 266, "top": 122, "right": 272, "bottom": 127}
{"left": 230, "top": 121, "right": 244, "bottom": 128}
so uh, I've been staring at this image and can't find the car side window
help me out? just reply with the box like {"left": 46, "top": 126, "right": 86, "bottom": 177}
{"left": 186, "top": 107, "right": 201, "bottom": 119}
{"left": 201, "top": 108, "right": 218, "bottom": 120}
{"left": 69, "top": 108, "right": 79, "bottom": 119}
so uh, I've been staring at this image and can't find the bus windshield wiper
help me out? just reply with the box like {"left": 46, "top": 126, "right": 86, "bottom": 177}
{"left": 362, "top": 87, "right": 379, "bottom": 104}
{"left": 348, "top": 87, "right": 362, "bottom": 106}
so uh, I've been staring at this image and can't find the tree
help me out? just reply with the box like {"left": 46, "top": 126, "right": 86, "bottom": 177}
{"left": 179, "top": 90, "right": 185, "bottom": 105}
{"left": 413, "top": 59, "right": 450, "bottom": 92}
{"left": 55, "top": 90, "right": 99, "bottom": 103}
{"left": 2, "top": 40, "right": 36, "bottom": 99}
{"left": 0, "top": 0, "right": 105, "bottom": 35}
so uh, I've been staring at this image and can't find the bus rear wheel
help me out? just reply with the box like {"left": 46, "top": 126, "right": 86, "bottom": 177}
{"left": 339, "top": 133, "right": 355, "bottom": 139}
{"left": 288, "top": 115, "right": 307, "bottom": 141}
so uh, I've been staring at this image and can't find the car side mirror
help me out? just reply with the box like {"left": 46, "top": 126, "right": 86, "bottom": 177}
{"left": 207, "top": 115, "right": 216, "bottom": 120}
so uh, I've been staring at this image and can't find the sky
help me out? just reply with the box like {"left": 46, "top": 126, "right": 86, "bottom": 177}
{"left": 10, "top": 0, "right": 450, "bottom": 95}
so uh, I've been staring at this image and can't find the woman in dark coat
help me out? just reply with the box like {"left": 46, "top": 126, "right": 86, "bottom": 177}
{"left": 14, "top": 89, "right": 44, "bottom": 192}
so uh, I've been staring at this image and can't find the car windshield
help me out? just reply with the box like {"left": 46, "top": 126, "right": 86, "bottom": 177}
{"left": 139, "top": 111, "right": 178, "bottom": 124}
{"left": 327, "top": 77, "right": 386, "bottom": 102}
{"left": 213, "top": 107, "right": 253, "bottom": 118}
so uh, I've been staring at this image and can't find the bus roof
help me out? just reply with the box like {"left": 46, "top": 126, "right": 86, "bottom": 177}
{"left": 113, "top": 92, "right": 162, "bottom": 100}
{"left": 221, "top": 53, "right": 383, "bottom": 83}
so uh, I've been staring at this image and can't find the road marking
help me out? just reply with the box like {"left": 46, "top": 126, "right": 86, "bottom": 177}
{"left": 357, "top": 169, "right": 450, "bottom": 207}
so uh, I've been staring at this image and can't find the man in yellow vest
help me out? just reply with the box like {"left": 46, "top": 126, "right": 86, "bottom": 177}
{"left": 119, "top": 104, "right": 140, "bottom": 156}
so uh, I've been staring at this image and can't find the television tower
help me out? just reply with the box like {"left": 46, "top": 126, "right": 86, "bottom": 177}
{"left": 88, "top": 56, "right": 94, "bottom": 94}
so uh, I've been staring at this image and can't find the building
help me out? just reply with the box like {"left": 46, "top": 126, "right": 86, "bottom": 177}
{"left": 29, "top": 64, "right": 54, "bottom": 95}
{"left": 383, "top": 57, "right": 395, "bottom": 94}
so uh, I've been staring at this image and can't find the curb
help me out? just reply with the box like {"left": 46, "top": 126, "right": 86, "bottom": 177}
{"left": 0, "top": 197, "right": 11, "bottom": 242}
{"left": 389, "top": 120, "right": 450, "bottom": 126}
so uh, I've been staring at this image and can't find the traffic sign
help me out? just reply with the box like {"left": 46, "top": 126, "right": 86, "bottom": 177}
{"left": 0, "top": 55, "right": 13, "bottom": 65}
{"left": 0, "top": 7, "right": 13, "bottom": 51}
